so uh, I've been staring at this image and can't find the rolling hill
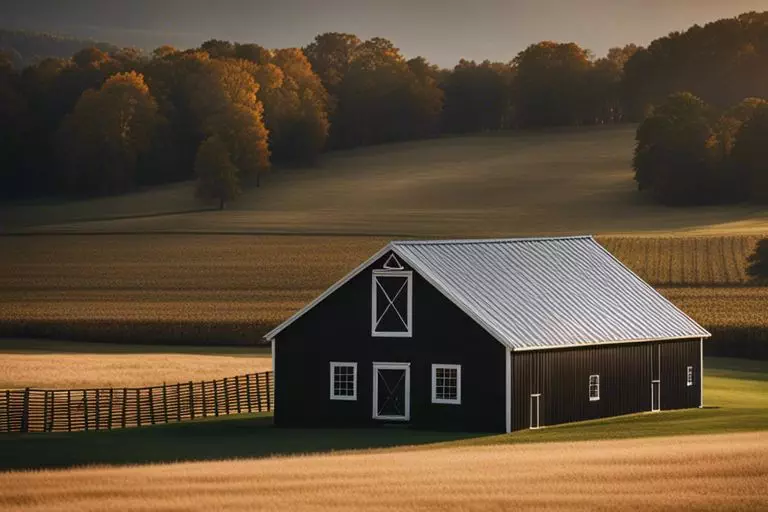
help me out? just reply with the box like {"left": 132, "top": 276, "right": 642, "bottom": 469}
{"left": 4, "top": 125, "right": 767, "bottom": 237}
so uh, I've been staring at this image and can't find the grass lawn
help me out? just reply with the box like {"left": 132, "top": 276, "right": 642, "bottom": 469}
{"left": 1, "top": 357, "right": 765, "bottom": 471}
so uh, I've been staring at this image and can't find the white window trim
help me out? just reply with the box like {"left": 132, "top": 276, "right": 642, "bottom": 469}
{"left": 371, "top": 270, "right": 413, "bottom": 338}
{"left": 330, "top": 362, "right": 357, "bottom": 401}
{"left": 431, "top": 364, "right": 462, "bottom": 405}
{"left": 589, "top": 374, "right": 600, "bottom": 401}
{"left": 686, "top": 365, "right": 694, "bottom": 387}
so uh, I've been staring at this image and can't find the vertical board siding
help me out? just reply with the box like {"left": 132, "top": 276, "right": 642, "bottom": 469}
{"left": 276, "top": 251, "right": 507, "bottom": 432}
{"left": 0, "top": 371, "right": 274, "bottom": 433}
{"left": 511, "top": 339, "right": 702, "bottom": 431}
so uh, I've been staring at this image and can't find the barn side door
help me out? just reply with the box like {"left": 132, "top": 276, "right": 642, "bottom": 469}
{"left": 529, "top": 394, "right": 541, "bottom": 429}
{"left": 651, "top": 343, "right": 661, "bottom": 412}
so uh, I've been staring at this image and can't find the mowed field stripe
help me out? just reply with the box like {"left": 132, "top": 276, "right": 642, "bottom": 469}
{"left": 0, "top": 431, "right": 765, "bottom": 511}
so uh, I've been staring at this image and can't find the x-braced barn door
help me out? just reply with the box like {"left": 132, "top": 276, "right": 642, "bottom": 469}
{"left": 529, "top": 393, "right": 541, "bottom": 429}
{"left": 372, "top": 362, "right": 410, "bottom": 421}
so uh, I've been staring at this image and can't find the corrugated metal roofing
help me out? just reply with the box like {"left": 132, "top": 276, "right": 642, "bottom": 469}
{"left": 265, "top": 235, "right": 710, "bottom": 349}
{"left": 391, "top": 236, "right": 710, "bottom": 350}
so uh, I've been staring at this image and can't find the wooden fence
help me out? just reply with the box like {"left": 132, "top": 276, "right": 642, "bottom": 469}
{"left": 0, "top": 371, "right": 273, "bottom": 433}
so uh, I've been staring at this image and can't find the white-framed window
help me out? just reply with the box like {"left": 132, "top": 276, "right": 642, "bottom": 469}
{"left": 687, "top": 366, "right": 694, "bottom": 387}
{"left": 432, "top": 364, "right": 461, "bottom": 405}
{"left": 588, "top": 374, "right": 600, "bottom": 401}
{"left": 372, "top": 270, "right": 412, "bottom": 337}
{"left": 330, "top": 362, "right": 357, "bottom": 400}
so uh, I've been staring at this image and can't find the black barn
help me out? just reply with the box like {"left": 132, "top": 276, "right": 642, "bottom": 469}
{"left": 266, "top": 236, "right": 710, "bottom": 433}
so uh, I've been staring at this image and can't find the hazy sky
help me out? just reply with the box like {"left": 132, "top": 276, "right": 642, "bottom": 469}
{"left": 4, "top": 0, "right": 768, "bottom": 66}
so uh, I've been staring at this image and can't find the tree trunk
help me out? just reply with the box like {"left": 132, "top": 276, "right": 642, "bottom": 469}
{"left": 219, "top": 198, "right": 225, "bottom": 210}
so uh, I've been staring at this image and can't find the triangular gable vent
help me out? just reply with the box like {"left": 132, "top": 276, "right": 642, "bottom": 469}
{"left": 382, "top": 253, "right": 404, "bottom": 270}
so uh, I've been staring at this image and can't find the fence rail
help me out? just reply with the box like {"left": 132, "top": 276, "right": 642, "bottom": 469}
{"left": 0, "top": 371, "right": 273, "bottom": 433}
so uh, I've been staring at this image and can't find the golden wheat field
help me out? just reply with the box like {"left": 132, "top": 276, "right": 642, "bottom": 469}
{"left": 0, "top": 340, "right": 270, "bottom": 389}
{"left": 4, "top": 127, "right": 768, "bottom": 237}
{"left": 0, "top": 431, "right": 765, "bottom": 511}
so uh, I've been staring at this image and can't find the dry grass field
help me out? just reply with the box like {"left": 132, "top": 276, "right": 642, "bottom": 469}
{"left": 0, "top": 340, "right": 269, "bottom": 389}
{"left": 4, "top": 126, "right": 768, "bottom": 237}
{"left": 1, "top": 431, "right": 766, "bottom": 511}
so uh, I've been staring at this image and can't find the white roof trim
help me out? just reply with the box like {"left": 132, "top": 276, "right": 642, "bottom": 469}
{"left": 264, "top": 243, "right": 394, "bottom": 340}
{"left": 514, "top": 334, "right": 709, "bottom": 352}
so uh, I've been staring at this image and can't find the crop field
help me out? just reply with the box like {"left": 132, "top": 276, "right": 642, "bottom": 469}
{"left": 4, "top": 126, "right": 768, "bottom": 237}
{"left": 0, "top": 431, "right": 765, "bottom": 511}
{"left": 0, "top": 339, "right": 269, "bottom": 389}
{"left": 601, "top": 235, "right": 763, "bottom": 285}
{"left": 1, "top": 234, "right": 767, "bottom": 351}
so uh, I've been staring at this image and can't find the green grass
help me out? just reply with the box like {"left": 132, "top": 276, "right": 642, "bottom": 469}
{"left": 2, "top": 357, "right": 765, "bottom": 471}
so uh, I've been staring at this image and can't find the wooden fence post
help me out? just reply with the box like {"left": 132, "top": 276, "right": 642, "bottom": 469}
{"left": 188, "top": 382, "right": 194, "bottom": 420}
{"left": 148, "top": 387, "right": 155, "bottom": 425}
{"left": 245, "top": 374, "right": 252, "bottom": 413}
{"left": 235, "top": 376, "right": 242, "bottom": 413}
{"left": 67, "top": 390, "right": 72, "bottom": 432}
{"left": 4, "top": 390, "right": 10, "bottom": 432}
{"left": 95, "top": 389, "right": 101, "bottom": 430}
{"left": 47, "top": 391, "right": 55, "bottom": 432}
{"left": 42, "top": 390, "right": 49, "bottom": 433}
{"left": 162, "top": 383, "right": 169, "bottom": 424}
{"left": 136, "top": 389, "right": 141, "bottom": 427}
{"left": 255, "top": 374, "right": 262, "bottom": 412}
{"left": 83, "top": 390, "right": 89, "bottom": 432}
{"left": 108, "top": 388, "right": 114, "bottom": 430}
{"left": 121, "top": 388, "right": 127, "bottom": 428}
{"left": 266, "top": 372, "right": 272, "bottom": 412}
{"left": 20, "top": 388, "right": 30, "bottom": 433}
{"left": 202, "top": 381, "right": 207, "bottom": 417}
{"left": 224, "top": 377, "right": 230, "bottom": 415}
{"left": 213, "top": 379, "right": 219, "bottom": 417}
{"left": 173, "top": 383, "right": 180, "bottom": 422}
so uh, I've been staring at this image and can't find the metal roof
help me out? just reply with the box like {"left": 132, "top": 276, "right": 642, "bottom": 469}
{"left": 265, "top": 236, "right": 710, "bottom": 349}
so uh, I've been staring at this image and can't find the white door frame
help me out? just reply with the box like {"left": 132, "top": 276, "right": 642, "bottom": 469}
{"left": 651, "top": 380, "right": 661, "bottom": 412}
{"left": 372, "top": 362, "right": 411, "bottom": 421}
{"left": 529, "top": 393, "right": 541, "bottom": 429}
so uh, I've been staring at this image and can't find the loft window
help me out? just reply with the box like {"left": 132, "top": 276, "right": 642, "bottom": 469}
{"left": 330, "top": 362, "right": 357, "bottom": 400}
{"left": 588, "top": 374, "right": 600, "bottom": 401}
{"left": 687, "top": 366, "right": 694, "bottom": 387}
{"left": 372, "top": 270, "right": 412, "bottom": 337}
{"left": 432, "top": 364, "right": 461, "bottom": 404}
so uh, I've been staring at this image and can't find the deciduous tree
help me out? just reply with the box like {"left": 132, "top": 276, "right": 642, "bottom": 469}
{"left": 56, "top": 71, "right": 160, "bottom": 195}
{"left": 195, "top": 134, "right": 240, "bottom": 209}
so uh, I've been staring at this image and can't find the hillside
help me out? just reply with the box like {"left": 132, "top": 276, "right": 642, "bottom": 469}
{"left": 4, "top": 125, "right": 768, "bottom": 237}
{"left": 0, "top": 28, "right": 118, "bottom": 68}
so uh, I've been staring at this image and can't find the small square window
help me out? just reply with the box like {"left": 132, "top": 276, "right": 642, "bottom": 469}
{"left": 432, "top": 364, "right": 461, "bottom": 405}
{"left": 588, "top": 374, "right": 600, "bottom": 401}
{"left": 330, "top": 362, "right": 357, "bottom": 400}
{"left": 686, "top": 366, "right": 694, "bottom": 387}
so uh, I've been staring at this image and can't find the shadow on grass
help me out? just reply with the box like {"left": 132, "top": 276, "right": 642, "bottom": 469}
{"left": 0, "top": 414, "right": 491, "bottom": 471}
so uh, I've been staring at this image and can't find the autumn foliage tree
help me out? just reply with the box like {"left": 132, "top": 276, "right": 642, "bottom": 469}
{"left": 56, "top": 71, "right": 160, "bottom": 195}
{"left": 195, "top": 134, "right": 240, "bottom": 209}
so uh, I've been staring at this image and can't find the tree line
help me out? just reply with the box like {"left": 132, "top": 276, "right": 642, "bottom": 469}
{"left": 3, "top": 11, "right": 768, "bottom": 204}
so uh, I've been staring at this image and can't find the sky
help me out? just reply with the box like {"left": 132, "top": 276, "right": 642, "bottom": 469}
{"left": 3, "top": 0, "right": 768, "bottom": 67}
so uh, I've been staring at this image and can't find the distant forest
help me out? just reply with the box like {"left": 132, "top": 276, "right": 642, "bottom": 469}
{"left": 2, "top": 13, "right": 768, "bottom": 206}
{"left": 0, "top": 29, "right": 119, "bottom": 69}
